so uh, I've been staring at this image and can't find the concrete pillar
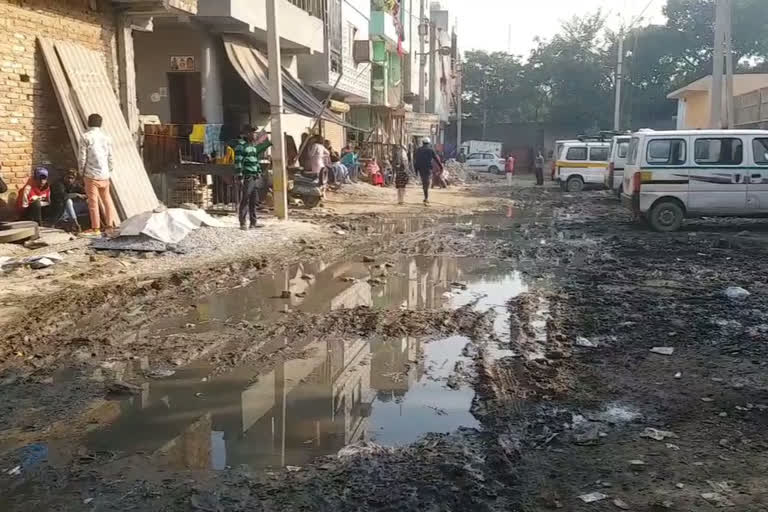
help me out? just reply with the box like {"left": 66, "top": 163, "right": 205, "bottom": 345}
{"left": 201, "top": 33, "right": 224, "bottom": 124}
{"left": 117, "top": 16, "right": 140, "bottom": 142}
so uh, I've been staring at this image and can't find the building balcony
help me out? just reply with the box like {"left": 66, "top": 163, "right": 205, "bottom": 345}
{"left": 197, "top": 0, "right": 324, "bottom": 53}
{"left": 370, "top": 11, "right": 399, "bottom": 46}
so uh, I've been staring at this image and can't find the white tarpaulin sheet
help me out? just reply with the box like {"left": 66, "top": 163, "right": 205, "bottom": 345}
{"left": 118, "top": 209, "right": 226, "bottom": 244}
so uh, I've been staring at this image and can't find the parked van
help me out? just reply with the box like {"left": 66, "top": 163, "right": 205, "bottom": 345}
{"left": 605, "top": 135, "right": 632, "bottom": 196}
{"left": 556, "top": 141, "right": 610, "bottom": 192}
{"left": 622, "top": 129, "right": 768, "bottom": 231}
{"left": 551, "top": 139, "right": 578, "bottom": 180}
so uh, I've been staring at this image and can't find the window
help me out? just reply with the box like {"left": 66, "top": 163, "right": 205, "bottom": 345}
{"left": 754, "top": 138, "right": 768, "bottom": 165}
{"left": 626, "top": 137, "right": 640, "bottom": 165}
{"left": 484, "top": 153, "right": 494, "bottom": 159}
{"left": 566, "top": 147, "right": 587, "bottom": 161}
{"left": 468, "top": 154, "right": 482, "bottom": 160}
{"left": 589, "top": 146, "right": 609, "bottom": 161}
{"left": 617, "top": 141, "right": 630, "bottom": 158}
{"left": 647, "top": 139, "right": 686, "bottom": 165}
{"left": 694, "top": 138, "right": 743, "bottom": 165}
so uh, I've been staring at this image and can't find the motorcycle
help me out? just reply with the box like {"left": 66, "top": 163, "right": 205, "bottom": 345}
{"left": 290, "top": 172, "right": 323, "bottom": 208}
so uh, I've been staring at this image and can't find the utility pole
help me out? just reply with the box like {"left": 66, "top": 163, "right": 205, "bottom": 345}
{"left": 456, "top": 29, "right": 462, "bottom": 151}
{"left": 428, "top": 16, "right": 437, "bottom": 114}
{"left": 267, "top": 0, "right": 288, "bottom": 219}
{"left": 710, "top": 0, "right": 726, "bottom": 129}
{"left": 418, "top": 0, "right": 427, "bottom": 113}
{"left": 614, "top": 32, "right": 624, "bottom": 131}
{"left": 724, "top": 0, "right": 735, "bottom": 129}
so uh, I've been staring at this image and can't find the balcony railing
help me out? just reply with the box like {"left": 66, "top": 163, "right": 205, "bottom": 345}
{"left": 287, "top": 0, "right": 324, "bottom": 19}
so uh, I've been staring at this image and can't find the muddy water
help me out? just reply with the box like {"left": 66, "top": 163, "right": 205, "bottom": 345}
{"left": 63, "top": 254, "right": 530, "bottom": 471}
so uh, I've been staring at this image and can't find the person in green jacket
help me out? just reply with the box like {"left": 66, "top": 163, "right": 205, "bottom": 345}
{"left": 234, "top": 126, "right": 272, "bottom": 230}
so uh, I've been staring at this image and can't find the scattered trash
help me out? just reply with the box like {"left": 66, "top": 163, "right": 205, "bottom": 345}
{"left": 362, "top": 255, "right": 376, "bottom": 263}
{"left": 701, "top": 492, "right": 734, "bottom": 507}
{"left": 666, "top": 443, "right": 680, "bottom": 450}
{"left": 650, "top": 347, "right": 675, "bottom": 356}
{"left": 613, "top": 498, "right": 631, "bottom": 510}
{"left": 286, "top": 465, "right": 301, "bottom": 472}
{"left": 145, "top": 369, "right": 176, "bottom": 379}
{"left": 674, "top": 372, "right": 682, "bottom": 379}
{"left": 6, "top": 465, "right": 21, "bottom": 476}
{"left": 575, "top": 336, "right": 598, "bottom": 348}
{"left": 334, "top": 230, "right": 346, "bottom": 236}
{"left": 701, "top": 397, "right": 714, "bottom": 403}
{"left": 724, "top": 286, "right": 750, "bottom": 300}
{"left": 676, "top": 483, "right": 685, "bottom": 489}
{"left": 579, "top": 492, "right": 608, "bottom": 503}
{"left": 640, "top": 427, "right": 677, "bottom": 441}
{"left": 83, "top": 498, "right": 94, "bottom": 504}
{"left": 107, "top": 381, "right": 141, "bottom": 396}
{"left": 628, "top": 459, "right": 646, "bottom": 466}
{"left": 24, "top": 252, "right": 64, "bottom": 269}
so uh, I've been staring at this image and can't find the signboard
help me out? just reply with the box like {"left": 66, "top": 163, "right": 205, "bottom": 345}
{"left": 404, "top": 112, "right": 439, "bottom": 137}
{"left": 170, "top": 56, "right": 195, "bottom": 72}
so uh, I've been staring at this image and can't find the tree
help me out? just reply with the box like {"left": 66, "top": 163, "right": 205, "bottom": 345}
{"left": 461, "top": 51, "right": 528, "bottom": 127}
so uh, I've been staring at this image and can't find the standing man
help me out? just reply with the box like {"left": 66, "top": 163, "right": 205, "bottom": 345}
{"left": 413, "top": 137, "right": 443, "bottom": 206}
{"left": 235, "top": 126, "right": 272, "bottom": 230}
{"left": 79, "top": 113, "right": 118, "bottom": 237}
{"left": 505, "top": 153, "right": 516, "bottom": 187}
{"left": 534, "top": 149, "right": 545, "bottom": 186}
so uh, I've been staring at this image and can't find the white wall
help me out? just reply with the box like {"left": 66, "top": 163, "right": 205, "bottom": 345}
{"left": 134, "top": 25, "right": 203, "bottom": 122}
{"left": 334, "top": 0, "right": 371, "bottom": 101}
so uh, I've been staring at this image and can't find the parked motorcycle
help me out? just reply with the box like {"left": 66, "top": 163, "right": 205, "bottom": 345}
{"left": 290, "top": 173, "right": 323, "bottom": 208}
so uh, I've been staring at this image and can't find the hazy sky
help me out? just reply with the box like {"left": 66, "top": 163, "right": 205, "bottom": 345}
{"left": 440, "top": 0, "right": 667, "bottom": 56}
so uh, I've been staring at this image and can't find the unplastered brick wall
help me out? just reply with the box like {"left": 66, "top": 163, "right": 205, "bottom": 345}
{"left": 0, "top": 0, "right": 117, "bottom": 205}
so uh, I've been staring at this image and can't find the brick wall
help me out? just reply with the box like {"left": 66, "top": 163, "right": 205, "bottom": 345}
{"left": 0, "top": 0, "right": 116, "bottom": 205}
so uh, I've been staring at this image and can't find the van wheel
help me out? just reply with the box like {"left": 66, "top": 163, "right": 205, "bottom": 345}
{"left": 649, "top": 200, "right": 684, "bottom": 232}
{"left": 489, "top": 166, "right": 500, "bottom": 174}
{"left": 566, "top": 177, "right": 584, "bottom": 192}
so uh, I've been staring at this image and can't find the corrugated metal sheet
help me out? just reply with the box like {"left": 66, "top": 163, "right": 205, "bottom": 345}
{"left": 38, "top": 38, "right": 159, "bottom": 220}
{"left": 222, "top": 35, "right": 365, "bottom": 132}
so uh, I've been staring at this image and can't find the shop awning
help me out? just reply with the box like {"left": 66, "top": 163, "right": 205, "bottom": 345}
{"left": 222, "top": 35, "right": 366, "bottom": 132}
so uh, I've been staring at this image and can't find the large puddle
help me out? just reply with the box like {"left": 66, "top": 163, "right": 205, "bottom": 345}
{"left": 36, "top": 252, "right": 533, "bottom": 472}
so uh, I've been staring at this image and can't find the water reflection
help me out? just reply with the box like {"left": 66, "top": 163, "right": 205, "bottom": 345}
{"left": 83, "top": 256, "right": 527, "bottom": 470}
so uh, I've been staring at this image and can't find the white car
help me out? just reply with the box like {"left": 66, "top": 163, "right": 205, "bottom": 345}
{"left": 466, "top": 152, "right": 505, "bottom": 174}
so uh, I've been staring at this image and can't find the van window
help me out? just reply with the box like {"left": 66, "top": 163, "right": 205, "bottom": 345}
{"left": 694, "top": 138, "right": 743, "bottom": 165}
{"left": 566, "top": 147, "right": 587, "bottom": 161}
{"left": 617, "top": 141, "right": 629, "bottom": 158}
{"left": 753, "top": 139, "right": 768, "bottom": 165}
{"left": 589, "top": 147, "right": 609, "bottom": 161}
{"left": 647, "top": 139, "right": 686, "bottom": 165}
{"left": 626, "top": 137, "right": 640, "bottom": 165}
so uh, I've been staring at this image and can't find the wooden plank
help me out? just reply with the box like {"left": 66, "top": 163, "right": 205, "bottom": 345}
{"left": 44, "top": 38, "right": 158, "bottom": 219}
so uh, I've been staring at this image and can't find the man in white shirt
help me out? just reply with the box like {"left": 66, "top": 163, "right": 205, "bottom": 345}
{"left": 78, "top": 113, "right": 118, "bottom": 236}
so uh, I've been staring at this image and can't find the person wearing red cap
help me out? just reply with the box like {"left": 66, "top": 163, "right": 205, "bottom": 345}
{"left": 16, "top": 167, "right": 51, "bottom": 224}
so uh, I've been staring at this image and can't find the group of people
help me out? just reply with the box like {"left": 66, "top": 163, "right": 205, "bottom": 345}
{"left": 15, "top": 113, "right": 118, "bottom": 236}
{"left": 504, "top": 150, "right": 545, "bottom": 186}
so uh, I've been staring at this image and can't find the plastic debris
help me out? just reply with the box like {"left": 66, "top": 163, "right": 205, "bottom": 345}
{"left": 674, "top": 372, "right": 682, "bottom": 379}
{"left": 613, "top": 498, "right": 631, "bottom": 510}
{"left": 640, "top": 427, "right": 677, "bottom": 441}
{"left": 724, "top": 286, "right": 750, "bottom": 300}
{"left": 579, "top": 492, "right": 608, "bottom": 503}
{"left": 650, "top": 347, "right": 675, "bottom": 356}
{"left": 286, "top": 466, "right": 301, "bottom": 472}
{"left": 6, "top": 465, "right": 21, "bottom": 476}
{"left": 575, "top": 336, "right": 598, "bottom": 348}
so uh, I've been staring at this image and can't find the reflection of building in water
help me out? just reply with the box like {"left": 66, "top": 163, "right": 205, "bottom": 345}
{"left": 85, "top": 335, "right": 372, "bottom": 470}
{"left": 370, "top": 337, "right": 422, "bottom": 403}
{"left": 88, "top": 255, "right": 484, "bottom": 469}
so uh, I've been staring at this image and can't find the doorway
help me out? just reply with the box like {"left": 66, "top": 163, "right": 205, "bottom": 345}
{"left": 168, "top": 72, "right": 203, "bottom": 124}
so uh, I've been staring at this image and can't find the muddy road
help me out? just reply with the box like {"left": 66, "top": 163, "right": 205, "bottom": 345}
{"left": 2, "top": 182, "right": 768, "bottom": 511}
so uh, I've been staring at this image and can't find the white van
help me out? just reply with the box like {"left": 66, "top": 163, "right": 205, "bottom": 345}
{"left": 605, "top": 135, "right": 632, "bottom": 196}
{"left": 556, "top": 141, "right": 610, "bottom": 192}
{"left": 622, "top": 129, "right": 768, "bottom": 231}
{"left": 551, "top": 139, "right": 579, "bottom": 181}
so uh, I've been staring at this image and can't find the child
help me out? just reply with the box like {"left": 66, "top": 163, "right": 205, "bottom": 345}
{"left": 395, "top": 157, "right": 409, "bottom": 205}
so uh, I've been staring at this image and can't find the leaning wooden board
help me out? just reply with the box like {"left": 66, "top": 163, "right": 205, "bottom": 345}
{"left": 38, "top": 38, "right": 159, "bottom": 219}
